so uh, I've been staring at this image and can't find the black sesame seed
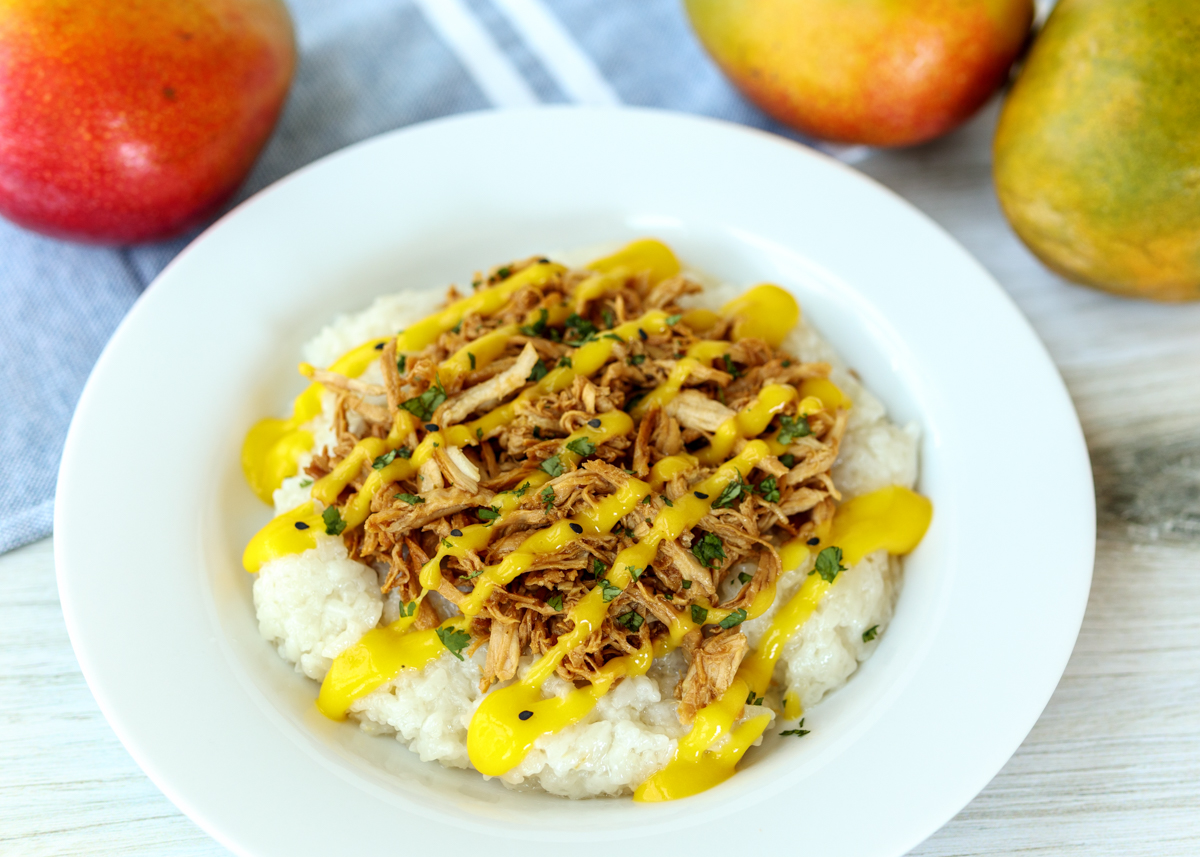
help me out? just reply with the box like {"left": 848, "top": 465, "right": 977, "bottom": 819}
{"left": 294, "top": 521, "right": 310, "bottom": 530}
{"left": 519, "top": 710, "right": 533, "bottom": 721}
{"left": 694, "top": 491, "right": 709, "bottom": 500}
{"left": 638, "top": 328, "right": 648, "bottom": 341}
{"left": 450, "top": 528, "right": 463, "bottom": 537}
{"left": 588, "top": 418, "right": 601, "bottom": 429}
{"left": 425, "top": 423, "right": 438, "bottom": 432}
{"left": 807, "top": 537, "right": 820, "bottom": 546}
{"left": 569, "top": 523, "right": 583, "bottom": 534}
{"left": 373, "top": 342, "right": 385, "bottom": 350}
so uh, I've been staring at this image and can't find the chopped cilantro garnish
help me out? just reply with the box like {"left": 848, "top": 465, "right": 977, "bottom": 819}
{"left": 477, "top": 506, "right": 501, "bottom": 522}
{"left": 436, "top": 626, "right": 471, "bottom": 660}
{"left": 690, "top": 604, "right": 708, "bottom": 624}
{"left": 527, "top": 359, "right": 549, "bottom": 383}
{"left": 400, "top": 376, "right": 447, "bottom": 421}
{"left": 628, "top": 566, "right": 644, "bottom": 580}
{"left": 691, "top": 532, "right": 726, "bottom": 569}
{"left": 540, "top": 455, "right": 564, "bottom": 477}
{"left": 441, "top": 537, "right": 454, "bottom": 549}
{"left": 505, "top": 482, "right": 531, "bottom": 497}
{"left": 779, "top": 453, "right": 796, "bottom": 468}
{"left": 396, "top": 447, "right": 412, "bottom": 459}
{"left": 398, "top": 600, "right": 417, "bottom": 618}
{"left": 862, "top": 625, "right": 879, "bottom": 642}
{"left": 322, "top": 506, "right": 346, "bottom": 536}
{"left": 757, "top": 476, "right": 781, "bottom": 504}
{"left": 548, "top": 594, "right": 564, "bottom": 612}
{"left": 601, "top": 332, "right": 623, "bottom": 342}
{"left": 450, "top": 320, "right": 462, "bottom": 335}
{"left": 476, "top": 427, "right": 483, "bottom": 440}
{"left": 395, "top": 493, "right": 424, "bottom": 505}
{"left": 718, "top": 608, "right": 747, "bottom": 629}
{"left": 468, "top": 352, "right": 476, "bottom": 370}
{"left": 496, "top": 266, "right": 512, "bottom": 279}
{"left": 627, "top": 353, "right": 646, "bottom": 366}
{"left": 519, "top": 308, "right": 549, "bottom": 337}
{"left": 593, "top": 559, "right": 606, "bottom": 578}
{"left": 541, "top": 485, "right": 556, "bottom": 511}
{"left": 372, "top": 449, "right": 398, "bottom": 470}
{"left": 564, "top": 313, "right": 596, "bottom": 342}
{"left": 396, "top": 355, "right": 406, "bottom": 375}
{"left": 602, "top": 307, "right": 615, "bottom": 329}
{"left": 641, "top": 495, "right": 652, "bottom": 505}
{"left": 746, "top": 689, "right": 764, "bottom": 706}
{"left": 665, "top": 313, "right": 682, "bottom": 325}
{"left": 777, "top": 413, "right": 812, "bottom": 445}
{"left": 557, "top": 355, "right": 573, "bottom": 369}
{"left": 299, "top": 478, "right": 313, "bottom": 488}
{"left": 722, "top": 354, "right": 740, "bottom": 378}
{"left": 599, "top": 578, "right": 622, "bottom": 602}
{"left": 781, "top": 719, "right": 809, "bottom": 737}
{"left": 738, "top": 571, "right": 752, "bottom": 585}
{"left": 713, "top": 473, "right": 750, "bottom": 509}
{"left": 815, "top": 546, "right": 846, "bottom": 582}
{"left": 616, "top": 610, "right": 644, "bottom": 632}
{"left": 681, "top": 579, "right": 691, "bottom": 589}
{"left": 663, "top": 496, "right": 673, "bottom": 507}
{"left": 565, "top": 437, "right": 596, "bottom": 457}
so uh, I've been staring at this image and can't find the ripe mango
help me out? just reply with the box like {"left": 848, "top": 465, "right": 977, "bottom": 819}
{"left": 994, "top": 0, "right": 1200, "bottom": 301}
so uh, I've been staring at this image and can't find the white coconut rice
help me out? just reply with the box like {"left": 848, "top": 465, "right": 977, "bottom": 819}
{"left": 253, "top": 273, "right": 919, "bottom": 799}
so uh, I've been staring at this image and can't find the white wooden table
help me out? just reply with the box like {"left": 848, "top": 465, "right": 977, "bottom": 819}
{"left": 3, "top": 100, "right": 1199, "bottom": 855}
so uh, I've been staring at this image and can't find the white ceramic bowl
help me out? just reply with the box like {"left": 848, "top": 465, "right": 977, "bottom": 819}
{"left": 56, "top": 108, "right": 1094, "bottom": 856}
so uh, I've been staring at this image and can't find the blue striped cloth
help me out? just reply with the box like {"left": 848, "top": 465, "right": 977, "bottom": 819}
{"left": 0, "top": 0, "right": 844, "bottom": 554}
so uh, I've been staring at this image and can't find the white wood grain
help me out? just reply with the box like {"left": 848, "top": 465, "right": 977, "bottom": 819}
{"left": 3, "top": 99, "right": 1199, "bottom": 855}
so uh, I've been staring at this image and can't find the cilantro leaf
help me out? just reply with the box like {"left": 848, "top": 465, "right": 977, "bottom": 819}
{"left": 468, "top": 352, "right": 476, "bottom": 370}
{"left": 541, "top": 485, "right": 556, "bottom": 511}
{"left": 777, "top": 413, "right": 812, "bottom": 445}
{"left": 665, "top": 313, "right": 682, "bottom": 326}
{"left": 713, "top": 473, "right": 749, "bottom": 509}
{"left": 690, "top": 604, "right": 708, "bottom": 624}
{"left": 565, "top": 437, "right": 596, "bottom": 457}
{"left": 477, "top": 506, "right": 501, "bottom": 522}
{"left": 592, "top": 559, "right": 606, "bottom": 579}
{"left": 602, "top": 307, "right": 615, "bottom": 329}
{"left": 398, "top": 600, "right": 417, "bottom": 618}
{"left": 780, "top": 725, "right": 810, "bottom": 738}
{"left": 738, "top": 571, "right": 752, "bottom": 585}
{"left": 815, "top": 546, "right": 846, "bottom": 582}
{"left": 519, "top": 308, "right": 549, "bottom": 337}
{"left": 663, "top": 496, "right": 673, "bottom": 507}
{"left": 322, "top": 506, "right": 346, "bottom": 536}
{"left": 299, "top": 478, "right": 313, "bottom": 488}
{"left": 779, "top": 453, "right": 795, "bottom": 468}
{"left": 505, "top": 482, "right": 530, "bottom": 497}
{"left": 372, "top": 449, "right": 398, "bottom": 470}
{"left": 616, "top": 610, "right": 644, "bottom": 632}
{"left": 627, "top": 353, "right": 646, "bottom": 366}
{"left": 395, "top": 493, "right": 424, "bottom": 505}
{"left": 557, "top": 355, "right": 572, "bottom": 369}
{"left": 436, "top": 626, "right": 471, "bottom": 660}
{"left": 722, "top": 354, "right": 740, "bottom": 378}
{"left": 548, "top": 594, "right": 564, "bottom": 612}
{"left": 564, "top": 313, "right": 596, "bottom": 342}
{"left": 681, "top": 579, "right": 691, "bottom": 589}
{"left": 540, "top": 455, "right": 564, "bottom": 477}
{"left": 628, "top": 566, "right": 644, "bottom": 580}
{"left": 527, "top": 359, "right": 548, "bottom": 383}
{"left": 862, "top": 625, "right": 879, "bottom": 642}
{"left": 691, "top": 532, "right": 726, "bottom": 569}
{"left": 718, "top": 607, "right": 747, "bottom": 629}
{"left": 396, "top": 447, "right": 412, "bottom": 459}
{"left": 599, "top": 578, "right": 622, "bottom": 602}
{"left": 400, "top": 376, "right": 447, "bottom": 421}
{"left": 396, "top": 355, "right": 406, "bottom": 375}
{"left": 757, "top": 476, "right": 781, "bottom": 504}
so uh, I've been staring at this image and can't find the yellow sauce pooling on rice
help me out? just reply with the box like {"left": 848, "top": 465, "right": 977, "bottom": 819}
{"left": 239, "top": 239, "right": 933, "bottom": 800}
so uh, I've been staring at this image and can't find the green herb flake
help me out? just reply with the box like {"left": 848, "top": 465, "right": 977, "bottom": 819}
{"left": 395, "top": 493, "right": 425, "bottom": 505}
{"left": 601, "top": 332, "right": 623, "bottom": 342}
{"left": 681, "top": 579, "right": 692, "bottom": 589}
{"left": 399, "top": 600, "right": 417, "bottom": 618}
{"left": 627, "top": 353, "right": 646, "bottom": 366}
{"left": 779, "top": 453, "right": 796, "bottom": 468}
{"left": 718, "top": 608, "right": 748, "bottom": 630}
{"left": 450, "top": 320, "right": 462, "bottom": 335}
{"left": 476, "top": 428, "right": 484, "bottom": 440}
{"left": 663, "top": 496, "right": 674, "bottom": 507}
{"left": 665, "top": 313, "right": 683, "bottom": 326}
{"left": 372, "top": 449, "right": 398, "bottom": 470}
{"left": 477, "top": 506, "right": 501, "bottom": 522}
{"left": 746, "top": 689, "right": 764, "bottom": 706}
{"left": 781, "top": 719, "right": 810, "bottom": 738}
{"left": 815, "top": 546, "right": 847, "bottom": 583}
{"left": 599, "top": 578, "right": 622, "bottom": 602}
{"left": 564, "top": 313, "right": 597, "bottom": 342}
{"left": 396, "top": 447, "right": 413, "bottom": 459}
{"left": 400, "top": 376, "right": 447, "bottom": 421}
{"left": 322, "top": 506, "right": 346, "bottom": 536}
{"left": 441, "top": 538, "right": 454, "bottom": 550}
{"left": 496, "top": 266, "right": 512, "bottom": 279}
{"left": 690, "top": 604, "right": 708, "bottom": 624}
{"left": 616, "top": 610, "right": 644, "bottom": 632}
{"left": 641, "top": 495, "right": 652, "bottom": 505}
{"left": 757, "top": 476, "right": 781, "bottom": 504}
{"left": 436, "top": 626, "right": 471, "bottom": 660}
{"left": 540, "top": 455, "right": 564, "bottom": 477}
{"left": 602, "top": 307, "right": 615, "bottom": 329}
{"left": 862, "top": 625, "right": 879, "bottom": 642}
{"left": 468, "top": 352, "right": 476, "bottom": 370}
{"left": 777, "top": 413, "right": 812, "bottom": 445}
{"left": 592, "top": 559, "right": 607, "bottom": 579}
{"left": 628, "top": 566, "right": 644, "bottom": 580}
{"left": 557, "top": 355, "right": 573, "bottom": 369}
{"left": 738, "top": 571, "right": 752, "bottom": 585}
{"left": 505, "top": 482, "right": 531, "bottom": 497}
{"left": 519, "top": 308, "right": 549, "bottom": 337}
{"left": 548, "top": 594, "right": 564, "bottom": 612}
{"left": 527, "top": 359, "right": 549, "bottom": 383}
{"left": 396, "top": 355, "right": 407, "bottom": 375}
{"left": 713, "top": 473, "right": 749, "bottom": 509}
{"left": 691, "top": 532, "right": 726, "bottom": 569}
{"left": 722, "top": 354, "right": 740, "bottom": 378}
{"left": 299, "top": 478, "right": 313, "bottom": 488}
{"left": 565, "top": 437, "right": 596, "bottom": 457}
{"left": 541, "top": 485, "right": 556, "bottom": 511}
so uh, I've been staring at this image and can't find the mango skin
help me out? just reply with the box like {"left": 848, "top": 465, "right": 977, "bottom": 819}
{"left": 994, "top": 0, "right": 1200, "bottom": 301}
{"left": 684, "top": 0, "right": 1033, "bottom": 147}
{"left": 0, "top": 0, "right": 295, "bottom": 244}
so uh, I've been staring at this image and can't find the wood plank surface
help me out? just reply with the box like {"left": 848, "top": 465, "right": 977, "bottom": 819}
{"left": 2, "top": 100, "right": 1199, "bottom": 855}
